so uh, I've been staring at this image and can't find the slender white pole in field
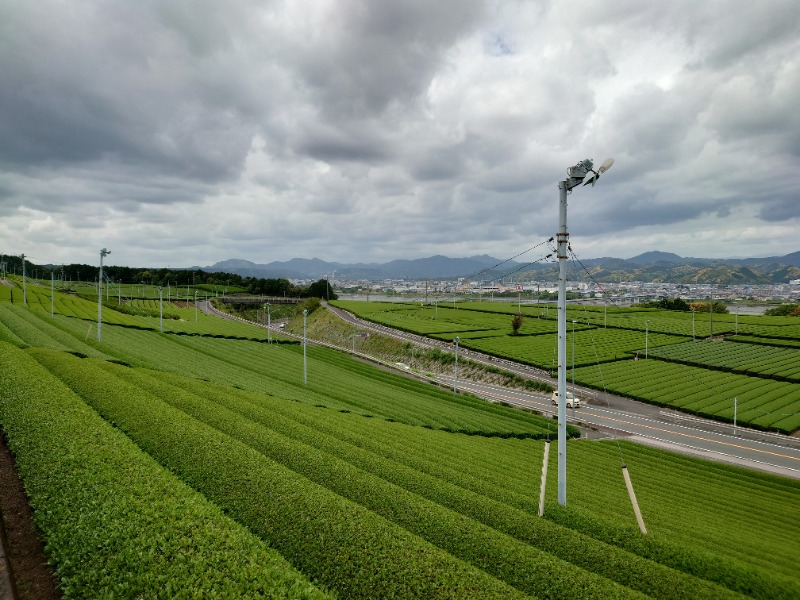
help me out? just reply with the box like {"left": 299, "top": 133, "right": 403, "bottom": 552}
{"left": 538, "top": 441, "right": 551, "bottom": 517}
{"left": 622, "top": 465, "right": 647, "bottom": 535}
{"left": 51, "top": 273, "right": 54, "bottom": 317}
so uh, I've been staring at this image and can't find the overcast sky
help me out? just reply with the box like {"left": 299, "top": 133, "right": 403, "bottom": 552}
{"left": 1, "top": 0, "right": 799, "bottom": 269}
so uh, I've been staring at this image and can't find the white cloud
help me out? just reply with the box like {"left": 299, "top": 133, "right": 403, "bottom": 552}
{"left": 0, "top": 0, "right": 798, "bottom": 268}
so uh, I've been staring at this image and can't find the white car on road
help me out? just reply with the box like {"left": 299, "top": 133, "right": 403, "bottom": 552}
{"left": 551, "top": 390, "right": 581, "bottom": 408}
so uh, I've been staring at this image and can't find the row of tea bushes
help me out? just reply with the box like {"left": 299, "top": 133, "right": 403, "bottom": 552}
{"left": 0, "top": 342, "right": 328, "bottom": 599}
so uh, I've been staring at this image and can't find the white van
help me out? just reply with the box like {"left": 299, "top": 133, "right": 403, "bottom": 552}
{"left": 551, "top": 390, "right": 581, "bottom": 408}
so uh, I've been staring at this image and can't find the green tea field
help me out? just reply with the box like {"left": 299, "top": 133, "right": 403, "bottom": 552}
{"left": 332, "top": 300, "right": 800, "bottom": 433}
{"left": 1, "top": 285, "right": 799, "bottom": 598}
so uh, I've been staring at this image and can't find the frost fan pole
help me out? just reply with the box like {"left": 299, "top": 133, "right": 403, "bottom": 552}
{"left": 555, "top": 158, "right": 613, "bottom": 506}
{"left": 97, "top": 248, "right": 110, "bottom": 342}
{"left": 556, "top": 180, "right": 569, "bottom": 506}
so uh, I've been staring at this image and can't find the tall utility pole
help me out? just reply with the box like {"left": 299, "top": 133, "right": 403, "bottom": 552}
{"left": 453, "top": 336, "right": 460, "bottom": 396}
{"left": 709, "top": 294, "right": 714, "bottom": 339}
{"left": 21, "top": 254, "right": 27, "bottom": 305}
{"left": 98, "top": 248, "right": 110, "bottom": 341}
{"left": 303, "top": 309, "right": 308, "bottom": 385}
{"left": 556, "top": 158, "right": 613, "bottom": 506}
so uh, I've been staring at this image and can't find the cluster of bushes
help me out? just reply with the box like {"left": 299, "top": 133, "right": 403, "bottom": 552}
{"left": 642, "top": 298, "right": 730, "bottom": 314}
{"left": 765, "top": 303, "right": 800, "bottom": 317}
{"left": 105, "top": 299, "right": 182, "bottom": 320}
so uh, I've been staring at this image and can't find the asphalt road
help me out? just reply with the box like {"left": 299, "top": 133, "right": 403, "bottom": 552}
{"left": 441, "top": 377, "right": 800, "bottom": 479}
{"left": 325, "top": 303, "right": 800, "bottom": 479}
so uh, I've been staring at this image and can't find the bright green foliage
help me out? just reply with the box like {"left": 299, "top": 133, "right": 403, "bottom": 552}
{"left": 574, "top": 360, "right": 800, "bottom": 432}
{"left": 549, "top": 440, "right": 800, "bottom": 596}
{"left": 31, "top": 349, "right": 526, "bottom": 600}
{"left": 463, "top": 328, "right": 688, "bottom": 369}
{"left": 647, "top": 339, "right": 800, "bottom": 382}
{"left": 21, "top": 346, "right": 800, "bottom": 599}
{"left": 333, "top": 301, "right": 800, "bottom": 432}
{"left": 731, "top": 335, "right": 800, "bottom": 349}
{"left": 4, "top": 289, "right": 800, "bottom": 597}
{"left": 0, "top": 343, "right": 329, "bottom": 599}
{"left": 0, "top": 280, "right": 288, "bottom": 340}
{"left": 75, "top": 324, "right": 558, "bottom": 437}
{"left": 764, "top": 303, "right": 800, "bottom": 317}
{"left": 0, "top": 306, "right": 547, "bottom": 436}
{"left": 0, "top": 304, "right": 110, "bottom": 357}
{"left": 100, "top": 363, "right": 762, "bottom": 600}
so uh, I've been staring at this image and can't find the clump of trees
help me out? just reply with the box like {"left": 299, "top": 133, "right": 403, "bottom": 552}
{"left": 644, "top": 298, "right": 728, "bottom": 314}
{"left": 305, "top": 279, "right": 338, "bottom": 300}
{"left": 689, "top": 301, "right": 729, "bottom": 314}
{"left": 765, "top": 303, "right": 800, "bottom": 316}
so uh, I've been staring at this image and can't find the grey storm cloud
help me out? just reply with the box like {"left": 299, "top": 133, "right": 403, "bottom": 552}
{"left": 1, "top": 0, "right": 799, "bottom": 266}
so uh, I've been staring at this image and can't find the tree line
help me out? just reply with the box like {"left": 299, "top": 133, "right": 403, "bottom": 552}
{"left": 0, "top": 255, "right": 337, "bottom": 300}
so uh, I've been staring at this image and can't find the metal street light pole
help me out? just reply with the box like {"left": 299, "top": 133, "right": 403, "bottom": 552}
{"left": 556, "top": 178, "right": 571, "bottom": 505}
{"left": 303, "top": 309, "right": 308, "bottom": 385}
{"left": 453, "top": 336, "right": 460, "bottom": 396}
{"left": 555, "top": 157, "right": 613, "bottom": 507}
{"left": 645, "top": 320, "right": 650, "bottom": 359}
{"left": 194, "top": 290, "right": 198, "bottom": 322}
{"left": 267, "top": 303, "right": 271, "bottom": 343}
{"left": 21, "top": 254, "right": 27, "bottom": 306}
{"left": 159, "top": 286, "right": 163, "bottom": 333}
{"left": 709, "top": 294, "right": 713, "bottom": 339}
{"left": 98, "top": 248, "right": 110, "bottom": 341}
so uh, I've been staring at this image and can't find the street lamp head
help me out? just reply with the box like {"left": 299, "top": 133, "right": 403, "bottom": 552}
{"left": 582, "top": 157, "right": 614, "bottom": 187}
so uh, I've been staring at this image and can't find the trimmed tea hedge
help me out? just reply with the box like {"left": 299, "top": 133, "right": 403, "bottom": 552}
{"left": 0, "top": 342, "right": 328, "bottom": 599}
{"left": 30, "top": 348, "right": 527, "bottom": 600}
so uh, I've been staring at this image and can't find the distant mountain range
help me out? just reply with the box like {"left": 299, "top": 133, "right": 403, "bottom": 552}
{"left": 198, "top": 251, "right": 800, "bottom": 284}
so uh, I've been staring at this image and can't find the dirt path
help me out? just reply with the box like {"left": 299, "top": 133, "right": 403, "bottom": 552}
{"left": 0, "top": 434, "right": 60, "bottom": 599}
